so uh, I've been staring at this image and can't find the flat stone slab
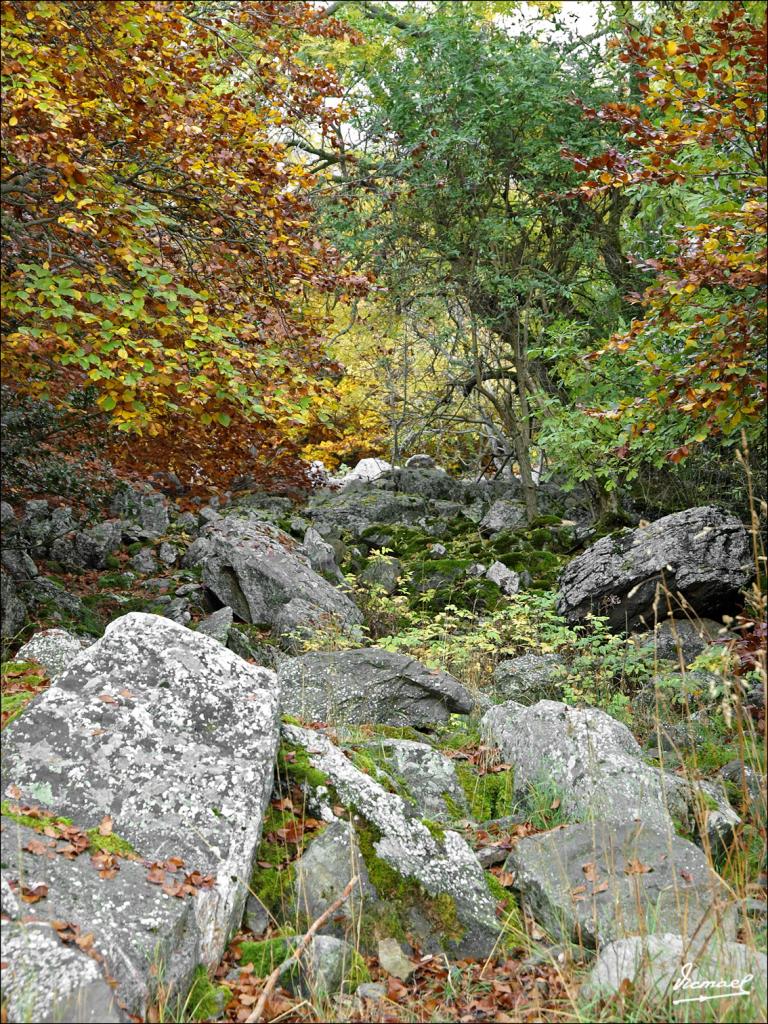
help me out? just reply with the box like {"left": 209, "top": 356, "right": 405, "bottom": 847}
{"left": 1, "top": 612, "right": 281, "bottom": 1017}
{"left": 505, "top": 821, "right": 735, "bottom": 948}
{"left": 277, "top": 648, "right": 475, "bottom": 726}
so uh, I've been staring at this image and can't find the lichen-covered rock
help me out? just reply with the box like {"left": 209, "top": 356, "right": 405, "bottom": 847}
{"left": 52, "top": 519, "right": 124, "bottom": 570}
{"left": 130, "top": 546, "right": 157, "bottom": 575}
{"left": 490, "top": 654, "right": 565, "bottom": 704}
{"left": 186, "top": 515, "right": 362, "bottom": 647}
{"left": 506, "top": 821, "right": 735, "bottom": 948}
{"left": 556, "top": 506, "right": 752, "bottom": 630}
{"left": 580, "top": 933, "right": 766, "bottom": 1007}
{"left": 341, "top": 458, "right": 393, "bottom": 485}
{"left": 1, "top": 612, "right": 281, "bottom": 1018}
{"left": 481, "top": 700, "right": 676, "bottom": 831}
{"left": 277, "top": 649, "right": 474, "bottom": 726}
{"left": 485, "top": 561, "right": 521, "bottom": 596}
{"left": 283, "top": 725, "right": 501, "bottom": 958}
{"left": 0, "top": 920, "right": 123, "bottom": 1023}
{"left": 358, "top": 738, "right": 470, "bottom": 823}
{"left": 15, "top": 628, "right": 90, "bottom": 678}
{"left": 479, "top": 500, "right": 526, "bottom": 536}
{"left": 405, "top": 454, "right": 436, "bottom": 470}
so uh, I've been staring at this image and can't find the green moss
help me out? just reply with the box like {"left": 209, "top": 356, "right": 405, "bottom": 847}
{"left": 127, "top": 542, "right": 143, "bottom": 555}
{"left": 239, "top": 937, "right": 295, "bottom": 977}
{"left": 85, "top": 829, "right": 138, "bottom": 857}
{"left": 442, "top": 791, "right": 467, "bottom": 822}
{"left": 185, "top": 966, "right": 231, "bottom": 1021}
{"left": 354, "top": 818, "right": 463, "bottom": 947}
{"left": 104, "top": 554, "right": 121, "bottom": 569}
{"left": 455, "top": 764, "right": 515, "bottom": 822}
{"left": 1, "top": 801, "right": 72, "bottom": 833}
{"left": 251, "top": 862, "right": 295, "bottom": 916}
{"left": 277, "top": 742, "right": 330, "bottom": 790}
{"left": 421, "top": 818, "right": 446, "bottom": 841}
{"left": 483, "top": 873, "right": 528, "bottom": 950}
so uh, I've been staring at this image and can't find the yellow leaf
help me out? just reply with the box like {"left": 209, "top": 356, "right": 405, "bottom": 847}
{"left": 666, "top": 40, "right": 678, "bottom": 56}
{"left": 9, "top": 116, "right": 18, "bottom": 126}
{"left": 123, "top": 80, "right": 135, "bottom": 94}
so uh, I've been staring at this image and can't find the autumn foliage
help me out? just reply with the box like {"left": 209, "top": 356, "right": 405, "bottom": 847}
{"left": 1, "top": 0, "right": 365, "bottom": 492}
{"left": 565, "top": 4, "right": 767, "bottom": 461}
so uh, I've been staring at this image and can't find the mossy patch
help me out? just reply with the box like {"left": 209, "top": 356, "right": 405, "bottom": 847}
{"left": 238, "top": 937, "right": 370, "bottom": 988}
{"left": 353, "top": 818, "right": 463, "bottom": 948}
{"left": 1, "top": 801, "right": 72, "bottom": 833}
{"left": 455, "top": 764, "right": 515, "bottom": 822}
{"left": 184, "top": 965, "right": 231, "bottom": 1021}
{"left": 277, "top": 742, "right": 331, "bottom": 791}
{"left": 85, "top": 828, "right": 139, "bottom": 857}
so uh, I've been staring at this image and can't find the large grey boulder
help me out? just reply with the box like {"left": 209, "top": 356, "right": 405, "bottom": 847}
{"left": 0, "top": 920, "right": 123, "bottom": 1023}
{"left": 340, "top": 458, "right": 392, "bottom": 485}
{"left": 185, "top": 515, "right": 362, "bottom": 647}
{"left": 581, "top": 933, "right": 766, "bottom": 1008}
{"left": 1, "top": 612, "right": 281, "bottom": 1018}
{"left": 375, "top": 467, "right": 459, "bottom": 502}
{"left": 479, "top": 500, "right": 527, "bottom": 536}
{"left": 284, "top": 725, "right": 501, "bottom": 958}
{"left": 491, "top": 654, "right": 565, "bottom": 704}
{"left": 506, "top": 821, "right": 735, "bottom": 948}
{"left": 481, "top": 700, "right": 677, "bottom": 831}
{"left": 15, "top": 628, "right": 90, "bottom": 678}
{"left": 556, "top": 507, "right": 752, "bottom": 631}
{"left": 277, "top": 648, "right": 474, "bottom": 726}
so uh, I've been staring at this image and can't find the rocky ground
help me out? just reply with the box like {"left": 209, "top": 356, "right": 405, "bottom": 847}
{"left": 1, "top": 457, "right": 766, "bottom": 1023}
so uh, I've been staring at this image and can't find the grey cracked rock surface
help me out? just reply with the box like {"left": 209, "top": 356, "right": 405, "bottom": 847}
{"left": 277, "top": 648, "right": 474, "bottom": 726}
{"left": 14, "top": 628, "right": 90, "bottom": 678}
{"left": 359, "top": 555, "right": 402, "bottom": 594}
{"left": 481, "top": 700, "right": 678, "bottom": 830}
{"left": 0, "top": 920, "right": 124, "bottom": 1024}
{"left": 1, "top": 570, "right": 27, "bottom": 638}
{"left": 1, "top": 612, "right": 281, "bottom": 1017}
{"left": 556, "top": 506, "right": 752, "bottom": 630}
{"left": 196, "top": 606, "right": 234, "bottom": 644}
{"left": 506, "top": 821, "right": 735, "bottom": 948}
{"left": 185, "top": 514, "right": 362, "bottom": 647}
{"left": 284, "top": 725, "right": 501, "bottom": 957}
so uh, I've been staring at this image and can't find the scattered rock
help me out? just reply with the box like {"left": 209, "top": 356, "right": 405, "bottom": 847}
{"left": 15, "top": 628, "right": 90, "bottom": 678}
{"left": 506, "top": 820, "right": 735, "bottom": 948}
{"left": 485, "top": 561, "right": 520, "bottom": 596}
{"left": 359, "top": 555, "right": 402, "bottom": 594}
{"left": 110, "top": 485, "right": 169, "bottom": 539}
{"left": 279, "top": 935, "right": 356, "bottom": 998}
{"left": 428, "top": 543, "right": 447, "bottom": 558}
{"left": 196, "top": 607, "right": 234, "bottom": 644}
{"left": 377, "top": 936, "right": 415, "bottom": 979}
{"left": 157, "top": 542, "right": 177, "bottom": 567}
{"left": 491, "top": 654, "right": 565, "bottom": 704}
{"left": 1, "top": 612, "right": 281, "bottom": 1018}
{"left": 277, "top": 649, "right": 474, "bottom": 726}
{"left": 242, "top": 894, "right": 269, "bottom": 937}
{"left": 479, "top": 500, "right": 526, "bottom": 536}
{"left": 556, "top": 506, "right": 753, "bottom": 631}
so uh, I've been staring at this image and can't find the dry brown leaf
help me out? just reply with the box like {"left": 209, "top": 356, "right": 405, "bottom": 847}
{"left": 98, "top": 815, "right": 113, "bottom": 837}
